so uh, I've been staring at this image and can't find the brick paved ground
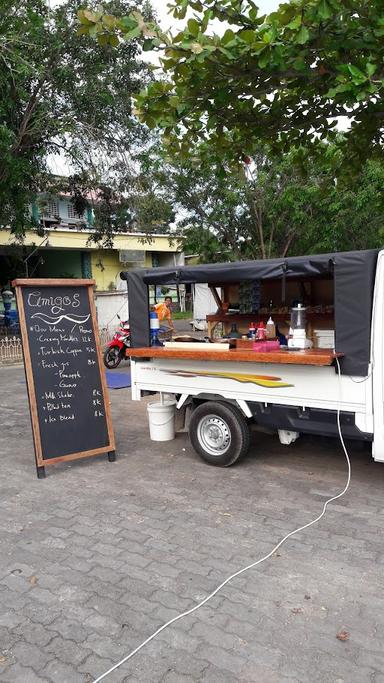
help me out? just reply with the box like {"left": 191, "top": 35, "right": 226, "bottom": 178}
{"left": 1, "top": 364, "right": 384, "bottom": 682}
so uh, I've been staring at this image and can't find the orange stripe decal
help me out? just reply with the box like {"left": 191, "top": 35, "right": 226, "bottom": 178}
{"left": 161, "top": 369, "right": 294, "bottom": 388}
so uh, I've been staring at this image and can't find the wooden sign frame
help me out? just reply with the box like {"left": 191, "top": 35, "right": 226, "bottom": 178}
{"left": 13, "top": 279, "right": 116, "bottom": 478}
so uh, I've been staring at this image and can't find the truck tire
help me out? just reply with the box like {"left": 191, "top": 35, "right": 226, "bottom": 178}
{"left": 189, "top": 401, "right": 250, "bottom": 467}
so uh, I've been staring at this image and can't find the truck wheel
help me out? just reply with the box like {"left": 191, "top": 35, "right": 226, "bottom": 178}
{"left": 189, "top": 402, "right": 250, "bottom": 467}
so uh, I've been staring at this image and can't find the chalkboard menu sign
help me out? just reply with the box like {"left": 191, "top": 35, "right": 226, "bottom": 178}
{"left": 13, "top": 279, "right": 115, "bottom": 478}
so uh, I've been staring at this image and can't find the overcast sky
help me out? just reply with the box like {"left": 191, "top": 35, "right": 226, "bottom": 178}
{"left": 150, "top": 0, "right": 279, "bottom": 31}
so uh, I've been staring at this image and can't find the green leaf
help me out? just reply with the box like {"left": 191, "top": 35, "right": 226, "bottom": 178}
{"left": 143, "top": 39, "right": 154, "bottom": 51}
{"left": 120, "top": 16, "right": 139, "bottom": 31}
{"left": 96, "top": 33, "right": 110, "bottom": 46}
{"left": 201, "top": 9, "right": 212, "bottom": 33}
{"left": 262, "top": 30, "right": 275, "bottom": 44}
{"left": 239, "top": 29, "right": 256, "bottom": 44}
{"left": 317, "top": 0, "right": 333, "bottom": 21}
{"left": 325, "top": 83, "right": 352, "bottom": 97}
{"left": 173, "top": 2, "right": 188, "bottom": 20}
{"left": 347, "top": 64, "right": 367, "bottom": 83}
{"left": 295, "top": 26, "right": 310, "bottom": 45}
{"left": 222, "top": 29, "right": 236, "bottom": 45}
{"left": 293, "top": 57, "right": 306, "bottom": 70}
{"left": 123, "top": 26, "right": 141, "bottom": 40}
{"left": 258, "top": 50, "right": 270, "bottom": 68}
{"left": 287, "top": 15, "right": 302, "bottom": 30}
{"left": 161, "top": 58, "right": 176, "bottom": 70}
{"left": 366, "top": 62, "right": 376, "bottom": 77}
{"left": 252, "top": 41, "right": 268, "bottom": 53}
{"left": 187, "top": 18, "right": 200, "bottom": 37}
{"left": 172, "top": 32, "right": 185, "bottom": 43}
{"left": 82, "top": 10, "right": 102, "bottom": 24}
{"left": 102, "top": 15, "right": 117, "bottom": 30}
{"left": 77, "top": 10, "right": 93, "bottom": 26}
{"left": 145, "top": 116, "right": 156, "bottom": 128}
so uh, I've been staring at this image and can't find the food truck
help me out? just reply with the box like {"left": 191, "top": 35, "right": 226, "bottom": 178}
{"left": 123, "top": 249, "right": 384, "bottom": 467}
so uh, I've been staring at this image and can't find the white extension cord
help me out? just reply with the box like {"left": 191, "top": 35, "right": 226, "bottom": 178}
{"left": 93, "top": 357, "right": 351, "bottom": 683}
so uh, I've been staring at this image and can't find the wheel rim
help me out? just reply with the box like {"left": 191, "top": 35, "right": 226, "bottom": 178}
{"left": 197, "top": 414, "right": 231, "bottom": 456}
{"left": 107, "top": 348, "right": 120, "bottom": 366}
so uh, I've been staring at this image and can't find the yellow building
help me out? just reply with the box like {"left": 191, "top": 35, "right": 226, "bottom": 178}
{"left": 0, "top": 192, "right": 183, "bottom": 290}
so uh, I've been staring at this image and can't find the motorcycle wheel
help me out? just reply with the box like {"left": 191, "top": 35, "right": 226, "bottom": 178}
{"left": 103, "top": 346, "right": 122, "bottom": 369}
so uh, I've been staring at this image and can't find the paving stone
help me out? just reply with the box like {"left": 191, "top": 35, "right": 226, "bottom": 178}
{"left": 190, "top": 620, "right": 244, "bottom": 650}
{"left": 83, "top": 612, "right": 122, "bottom": 636}
{"left": 77, "top": 653, "right": 116, "bottom": 679}
{"left": 13, "top": 621, "right": 56, "bottom": 648}
{"left": 1, "top": 663, "right": 51, "bottom": 682}
{"left": 161, "top": 672, "right": 197, "bottom": 683}
{"left": 45, "top": 636, "right": 91, "bottom": 666}
{"left": 43, "top": 659, "right": 85, "bottom": 683}
{"left": 199, "top": 665, "right": 239, "bottom": 682}
{"left": 117, "top": 575, "right": 157, "bottom": 598}
{"left": 86, "top": 577, "right": 125, "bottom": 602}
{"left": 0, "top": 610, "right": 27, "bottom": 629}
{"left": 196, "top": 643, "right": 247, "bottom": 674}
{"left": 10, "top": 641, "right": 54, "bottom": 671}
{"left": 20, "top": 603, "right": 61, "bottom": 627}
{"left": 155, "top": 625, "right": 202, "bottom": 654}
{"left": 45, "top": 617, "right": 89, "bottom": 643}
{"left": 150, "top": 588, "right": 193, "bottom": 612}
{"left": 0, "top": 573, "right": 33, "bottom": 594}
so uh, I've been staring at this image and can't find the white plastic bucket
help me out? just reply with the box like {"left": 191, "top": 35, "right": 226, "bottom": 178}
{"left": 147, "top": 400, "right": 176, "bottom": 441}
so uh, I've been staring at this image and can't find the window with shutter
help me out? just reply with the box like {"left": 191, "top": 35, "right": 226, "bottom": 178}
{"left": 44, "top": 199, "right": 59, "bottom": 217}
{"left": 67, "top": 202, "right": 84, "bottom": 219}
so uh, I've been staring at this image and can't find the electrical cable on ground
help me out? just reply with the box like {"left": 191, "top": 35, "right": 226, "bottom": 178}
{"left": 93, "top": 356, "right": 351, "bottom": 683}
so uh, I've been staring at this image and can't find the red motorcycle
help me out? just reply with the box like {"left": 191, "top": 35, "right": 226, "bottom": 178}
{"left": 103, "top": 316, "right": 130, "bottom": 369}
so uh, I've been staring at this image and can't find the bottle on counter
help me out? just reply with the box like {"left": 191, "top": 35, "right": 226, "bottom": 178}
{"left": 256, "top": 321, "right": 266, "bottom": 341}
{"left": 229, "top": 322, "right": 241, "bottom": 339}
{"left": 276, "top": 325, "right": 287, "bottom": 347}
{"left": 266, "top": 316, "right": 276, "bottom": 339}
{"left": 248, "top": 322, "right": 256, "bottom": 340}
{"left": 149, "top": 311, "right": 161, "bottom": 346}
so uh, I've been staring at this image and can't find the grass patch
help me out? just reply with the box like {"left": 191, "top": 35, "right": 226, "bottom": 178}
{"left": 173, "top": 311, "right": 192, "bottom": 320}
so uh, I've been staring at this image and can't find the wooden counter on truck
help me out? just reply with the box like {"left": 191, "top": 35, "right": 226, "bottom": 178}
{"left": 126, "top": 347, "right": 341, "bottom": 366}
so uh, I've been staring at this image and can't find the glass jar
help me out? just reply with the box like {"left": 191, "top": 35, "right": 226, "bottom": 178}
{"left": 229, "top": 323, "right": 241, "bottom": 339}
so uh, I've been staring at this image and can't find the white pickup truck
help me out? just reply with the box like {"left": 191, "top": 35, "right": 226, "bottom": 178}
{"left": 123, "top": 248, "right": 384, "bottom": 467}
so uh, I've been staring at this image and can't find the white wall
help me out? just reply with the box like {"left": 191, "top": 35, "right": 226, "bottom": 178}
{"left": 193, "top": 283, "right": 220, "bottom": 322}
{"left": 94, "top": 291, "right": 129, "bottom": 331}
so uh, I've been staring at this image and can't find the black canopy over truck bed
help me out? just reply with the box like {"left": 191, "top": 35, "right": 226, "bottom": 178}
{"left": 122, "top": 249, "right": 379, "bottom": 377}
